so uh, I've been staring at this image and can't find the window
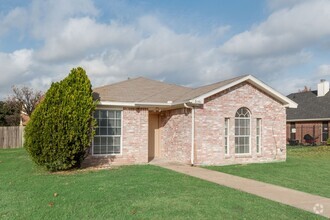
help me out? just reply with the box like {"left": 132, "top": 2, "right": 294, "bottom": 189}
{"left": 290, "top": 122, "right": 296, "bottom": 140}
{"left": 93, "top": 110, "right": 122, "bottom": 155}
{"left": 256, "top": 118, "right": 261, "bottom": 153}
{"left": 224, "top": 118, "right": 229, "bottom": 155}
{"left": 322, "top": 121, "right": 329, "bottom": 142}
{"left": 235, "top": 107, "right": 250, "bottom": 154}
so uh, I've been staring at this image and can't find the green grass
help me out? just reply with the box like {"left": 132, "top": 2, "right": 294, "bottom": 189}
{"left": 0, "top": 148, "right": 325, "bottom": 219}
{"left": 206, "top": 146, "right": 330, "bottom": 198}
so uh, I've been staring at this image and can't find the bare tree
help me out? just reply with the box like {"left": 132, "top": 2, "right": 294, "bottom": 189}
{"left": 12, "top": 86, "right": 43, "bottom": 116}
{"left": 298, "top": 86, "right": 311, "bottom": 93}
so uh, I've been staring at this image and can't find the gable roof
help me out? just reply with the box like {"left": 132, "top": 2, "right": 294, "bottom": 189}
{"left": 287, "top": 90, "right": 330, "bottom": 121}
{"left": 93, "top": 77, "right": 192, "bottom": 103}
{"left": 93, "top": 75, "right": 297, "bottom": 108}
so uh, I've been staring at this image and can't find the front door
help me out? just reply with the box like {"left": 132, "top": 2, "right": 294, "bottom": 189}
{"left": 148, "top": 113, "right": 160, "bottom": 162}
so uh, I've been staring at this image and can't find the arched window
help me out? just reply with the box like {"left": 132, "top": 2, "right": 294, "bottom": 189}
{"left": 235, "top": 107, "right": 251, "bottom": 154}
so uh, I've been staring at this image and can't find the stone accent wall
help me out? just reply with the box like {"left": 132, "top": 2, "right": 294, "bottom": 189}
{"left": 83, "top": 107, "right": 148, "bottom": 168}
{"left": 159, "top": 108, "right": 192, "bottom": 164}
{"left": 194, "top": 82, "right": 287, "bottom": 165}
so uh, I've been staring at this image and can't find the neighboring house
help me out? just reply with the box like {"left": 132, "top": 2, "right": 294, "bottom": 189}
{"left": 85, "top": 75, "right": 297, "bottom": 167}
{"left": 286, "top": 79, "right": 330, "bottom": 145}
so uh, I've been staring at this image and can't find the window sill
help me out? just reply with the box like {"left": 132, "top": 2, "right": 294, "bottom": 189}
{"left": 234, "top": 154, "right": 252, "bottom": 158}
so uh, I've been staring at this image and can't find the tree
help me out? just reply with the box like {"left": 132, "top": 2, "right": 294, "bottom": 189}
{"left": 0, "top": 99, "right": 21, "bottom": 126}
{"left": 24, "top": 67, "right": 96, "bottom": 171}
{"left": 12, "top": 86, "right": 43, "bottom": 117}
{"left": 298, "top": 86, "right": 311, "bottom": 93}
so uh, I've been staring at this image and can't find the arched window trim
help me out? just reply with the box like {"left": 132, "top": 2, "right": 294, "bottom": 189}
{"left": 234, "top": 107, "right": 251, "bottom": 154}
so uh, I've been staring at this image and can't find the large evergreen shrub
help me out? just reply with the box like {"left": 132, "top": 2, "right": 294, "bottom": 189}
{"left": 24, "top": 67, "right": 96, "bottom": 171}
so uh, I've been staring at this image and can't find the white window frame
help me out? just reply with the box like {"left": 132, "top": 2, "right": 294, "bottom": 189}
{"left": 256, "top": 118, "right": 262, "bottom": 154}
{"left": 224, "top": 118, "right": 230, "bottom": 155}
{"left": 92, "top": 108, "right": 123, "bottom": 156}
{"left": 234, "top": 108, "right": 251, "bottom": 155}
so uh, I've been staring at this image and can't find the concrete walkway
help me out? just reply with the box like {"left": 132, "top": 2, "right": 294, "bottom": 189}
{"left": 156, "top": 162, "right": 330, "bottom": 218}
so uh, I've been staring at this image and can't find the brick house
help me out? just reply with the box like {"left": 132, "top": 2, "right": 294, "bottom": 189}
{"left": 286, "top": 79, "right": 330, "bottom": 145}
{"left": 86, "top": 75, "right": 297, "bottom": 166}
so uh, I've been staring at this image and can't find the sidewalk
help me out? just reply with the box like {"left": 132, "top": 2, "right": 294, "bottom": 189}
{"left": 156, "top": 163, "right": 330, "bottom": 218}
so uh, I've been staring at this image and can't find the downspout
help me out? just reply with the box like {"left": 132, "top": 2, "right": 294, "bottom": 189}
{"left": 184, "top": 103, "right": 195, "bottom": 166}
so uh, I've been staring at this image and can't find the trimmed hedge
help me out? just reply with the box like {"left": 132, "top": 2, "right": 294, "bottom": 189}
{"left": 24, "top": 67, "right": 96, "bottom": 171}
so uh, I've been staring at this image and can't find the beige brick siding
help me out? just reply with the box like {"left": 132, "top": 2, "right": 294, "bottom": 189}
{"left": 159, "top": 108, "right": 192, "bottom": 163}
{"left": 83, "top": 107, "right": 148, "bottom": 167}
{"left": 157, "top": 82, "right": 286, "bottom": 165}
{"left": 194, "top": 82, "right": 286, "bottom": 165}
{"left": 84, "top": 81, "right": 287, "bottom": 167}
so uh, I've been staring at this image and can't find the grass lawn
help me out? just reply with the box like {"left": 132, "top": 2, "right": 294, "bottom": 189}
{"left": 206, "top": 146, "right": 330, "bottom": 198}
{"left": 0, "top": 148, "right": 325, "bottom": 219}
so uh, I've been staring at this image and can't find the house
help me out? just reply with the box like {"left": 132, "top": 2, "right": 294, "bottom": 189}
{"left": 84, "top": 75, "right": 297, "bottom": 167}
{"left": 286, "top": 79, "right": 330, "bottom": 145}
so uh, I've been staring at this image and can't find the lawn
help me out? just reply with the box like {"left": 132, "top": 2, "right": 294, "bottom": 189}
{"left": 0, "top": 148, "right": 324, "bottom": 219}
{"left": 207, "top": 146, "right": 330, "bottom": 198}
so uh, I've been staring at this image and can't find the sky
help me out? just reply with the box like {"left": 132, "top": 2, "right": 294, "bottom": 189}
{"left": 1, "top": 0, "right": 330, "bottom": 99}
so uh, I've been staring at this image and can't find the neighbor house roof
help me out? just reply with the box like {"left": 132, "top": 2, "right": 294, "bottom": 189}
{"left": 287, "top": 91, "right": 330, "bottom": 121}
{"left": 93, "top": 75, "right": 297, "bottom": 108}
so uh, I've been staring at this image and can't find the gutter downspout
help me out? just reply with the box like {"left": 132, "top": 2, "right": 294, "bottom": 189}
{"left": 184, "top": 103, "right": 195, "bottom": 166}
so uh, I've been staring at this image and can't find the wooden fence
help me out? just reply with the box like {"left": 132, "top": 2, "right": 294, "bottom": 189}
{"left": 0, "top": 126, "right": 24, "bottom": 149}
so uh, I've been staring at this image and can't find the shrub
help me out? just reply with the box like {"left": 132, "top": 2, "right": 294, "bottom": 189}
{"left": 327, "top": 138, "right": 330, "bottom": 146}
{"left": 24, "top": 67, "right": 96, "bottom": 171}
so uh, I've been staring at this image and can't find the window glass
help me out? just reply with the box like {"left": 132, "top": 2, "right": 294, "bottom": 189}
{"left": 93, "top": 110, "right": 122, "bottom": 155}
{"left": 235, "top": 108, "right": 250, "bottom": 154}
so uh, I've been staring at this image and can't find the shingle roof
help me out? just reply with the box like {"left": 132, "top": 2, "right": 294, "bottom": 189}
{"left": 93, "top": 77, "right": 192, "bottom": 103}
{"left": 93, "top": 75, "right": 247, "bottom": 103}
{"left": 286, "top": 91, "right": 330, "bottom": 120}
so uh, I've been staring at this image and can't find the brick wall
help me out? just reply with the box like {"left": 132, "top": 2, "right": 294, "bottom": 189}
{"left": 194, "top": 82, "right": 287, "bottom": 165}
{"left": 83, "top": 107, "right": 148, "bottom": 168}
{"left": 158, "top": 82, "right": 287, "bottom": 166}
{"left": 84, "top": 82, "right": 287, "bottom": 167}
{"left": 286, "top": 121, "right": 329, "bottom": 144}
{"left": 159, "top": 108, "right": 192, "bottom": 163}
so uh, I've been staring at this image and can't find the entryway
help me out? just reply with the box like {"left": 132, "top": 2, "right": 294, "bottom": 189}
{"left": 148, "top": 112, "right": 160, "bottom": 162}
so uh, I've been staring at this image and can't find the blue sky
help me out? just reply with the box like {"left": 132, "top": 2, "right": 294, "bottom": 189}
{"left": 0, "top": 0, "right": 330, "bottom": 98}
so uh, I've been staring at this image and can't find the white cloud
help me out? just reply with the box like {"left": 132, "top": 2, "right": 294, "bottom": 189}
{"left": 0, "top": 0, "right": 329, "bottom": 99}
{"left": 222, "top": 0, "right": 330, "bottom": 57}
{"left": 0, "top": 7, "right": 27, "bottom": 36}
{"left": 28, "top": 0, "right": 99, "bottom": 39}
{"left": 317, "top": 64, "right": 330, "bottom": 77}
{"left": 37, "top": 17, "right": 140, "bottom": 61}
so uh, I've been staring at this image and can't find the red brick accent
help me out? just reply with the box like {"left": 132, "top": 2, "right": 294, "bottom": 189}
{"left": 286, "top": 121, "right": 329, "bottom": 145}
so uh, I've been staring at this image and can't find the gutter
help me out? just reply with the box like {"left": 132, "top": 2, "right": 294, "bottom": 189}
{"left": 184, "top": 103, "right": 195, "bottom": 166}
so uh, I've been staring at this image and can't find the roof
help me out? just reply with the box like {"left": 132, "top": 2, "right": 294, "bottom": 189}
{"left": 287, "top": 90, "right": 330, "bottom": 121}
{"left": 93, "top": 77, "right": 192, "bottom": 103}
{"left": 93, "top": 75, "right": 297, "bottom": 108}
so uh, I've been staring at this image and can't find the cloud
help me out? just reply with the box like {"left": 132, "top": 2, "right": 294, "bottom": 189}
{"left": 0, "top": 7, "right": 28, "bottom": 36}
{"left": 317, "top": 64, "right": 330, "bottom": 77}
{"left": 37, "top": 17, "right": 140, "bottom": 61}
{"left": 0, "top": 49, "right": 34, "bottom": 97}
{"left": 0, "top": 0, "right": 329, "bottom": 99}
{"left": 222, "top": 0, "right": 330, "bottom": 57}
